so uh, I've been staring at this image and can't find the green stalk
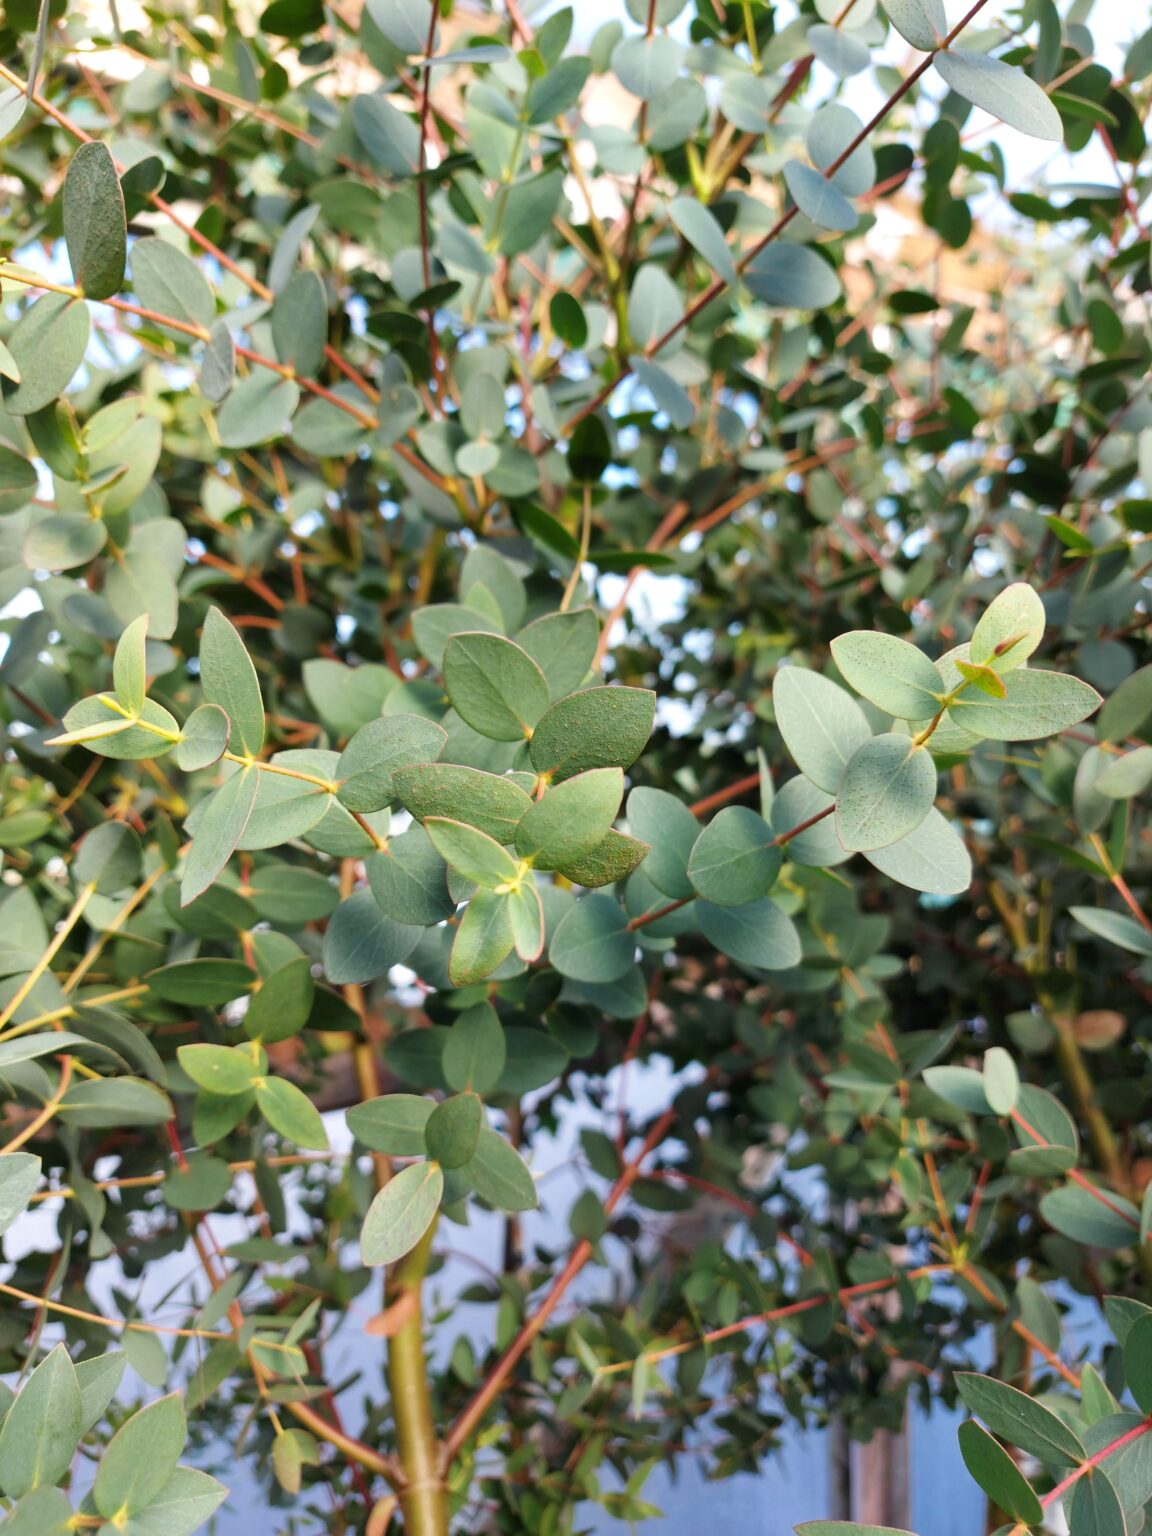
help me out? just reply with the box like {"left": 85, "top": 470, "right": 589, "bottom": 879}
{"left": 387, "top": 1221, "right": 447, "bottom": 1536}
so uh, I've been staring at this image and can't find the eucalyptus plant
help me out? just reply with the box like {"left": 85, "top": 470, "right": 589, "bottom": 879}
{"left": 0, "top": 0, "right": 1151, "bottom": 1533}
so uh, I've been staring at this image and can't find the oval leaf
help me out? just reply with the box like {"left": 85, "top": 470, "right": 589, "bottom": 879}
{"left": 835, "top": 735, "right": 937, "bottom": 853}
{"left": 63, "top": 141, "right": 127, "bottom": 300}
{"left": 360, "top": 1161, "right": 444, "bottom": 1266}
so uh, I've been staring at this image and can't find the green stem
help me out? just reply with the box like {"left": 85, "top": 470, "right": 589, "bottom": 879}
{"left": 0, "top": 882, "right": 95, "bottom": 1032}
{"left": 560, "top": 486, "right": 593, "bottom": 611}
{"left": 387, "top": 1220, "right": 447, "bottom": 1536}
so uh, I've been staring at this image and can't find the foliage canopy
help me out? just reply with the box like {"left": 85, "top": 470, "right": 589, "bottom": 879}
{"left": 0, "top": 0, "right": 1151, "bottom": 1532}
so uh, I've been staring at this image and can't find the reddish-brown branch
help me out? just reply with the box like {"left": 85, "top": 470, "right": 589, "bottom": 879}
{"left": 0, "top": 61, "right": 464, "bottom": 507}
{"left": 774, "top": 802, "right": 835, "bottom": 846}
{"left": 195, "top": 550, "right": 285, "bottom": 612}
{"left": 439, "top": 1106, "right": 677, "bottom": 1466}
{"left": 627, "top": 802, "right": 834, "bottom": 930}
{"left": 690, "top": 773, "right": 761, "bottom": 817}
{"left": 648, "top": 1169, "right": 758, "bottom": 1220}
{"left": 1011, "top": 1107, "right": 1141, "bottom": 1232}
{"left": 562, "top": 0, "right": 996, "bottom": 435}
{"left": 594, "top": 1264, "right": 950, "bottom": 1376}
{"left": 627, "top": 897, "right": 691, "bottom": 932}
{"left": 1040, "top": 1418, "right": 1152, "bottom": 1511}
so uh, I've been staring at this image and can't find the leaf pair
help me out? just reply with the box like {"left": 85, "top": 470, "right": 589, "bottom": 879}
{"left": 395, "top": 762, "right": 649, "bottom": 892}
{"left": 179, "top": 1044, "right": 327, "bottom": 1149}
{"left": 48, "top": 615, "right": 181, "bottom": 760}
{"left": 412, "top": 818, "right": 537, "bottom": 984}
{"left": 170, "top": 607, "right": 267, "bottom": 902}
{"left": 775, "top": 660, "right": 939, "bottom": 855}
{"left": 48, "top": 610, "right": 265, "bottom": 901}
{"left": 442, "top": 627, "right": 656, "bottom": 770}
{"left": 423, "top": 767, "right": 636, "bottom": 984}
{"left": 442, "top": 877, "right": 544, "bottom": 986}
{"left": 0, "top": 1352, "right": 225, "bottom": 1531}
{"left": 772, "top": 586, "right": 1101, "bottom": 857}
{"left": 829, "top": 587, "right": 1099, "bottom": 746}
{"left": 357, "top": 1120, "right": 537, "bottom": 1265}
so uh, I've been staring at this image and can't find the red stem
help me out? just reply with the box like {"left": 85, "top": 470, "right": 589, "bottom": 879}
{"left": 562, "top": 0, "right": 996, "bottom": 434}
{"left": 1042, "top": 1418, "right": 1152, "bottom": 1508}
{"left": 438, "top": 1107, "right": 677, "bottom": 1466}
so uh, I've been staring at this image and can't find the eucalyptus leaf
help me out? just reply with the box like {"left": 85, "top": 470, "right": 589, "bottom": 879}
{"left": 530, "top": 688, "right": 656, "bottom": 782}
{"left": 365, "top": 0, "right": 436, "bottom": 53}
{"left": 949, "top": 669, "right": 1101, "bottom": 740}
{"left": 862, "top": 808, "right": 971, "bottom": 894}
{"left": 745, "top": 244, "right": 842, "bottom": 310}
{"left": 181, "top": 766, "right": 260, "bottom": 904}
{"left": 450, "top": 888, "right": 516, "bottom": 985}
{"left": 443, "top": 633, "right": 551, "bottom": 742}
{"left": 774, "top": 667, "right": 872, "bottom": 794}
{"left": 830, "top": 631, "right": 944, "bottom": 719}
{"left": 0, "top": 1152, "right": 41, "bottom": 1237}
{"left": 514, "top": 768, "right": 624, "bottom": 869}
{"left": 957, "top": 1420, "right": 1043, "bottom": 1524}
{"left": 336, "top": 714, "right": 447, "bottom": 812}
{"left": 443, "top": 1002, "right": 506, "bottom": 1095}
{"left": 353, "top": 94, "right": 420, "bottom": 176}
{"left": 549, "top": 893, "right": 635, "bottom": 983}
{"left": 323, "top": 889, "right": 421, "bottom": 983}
{"left": 3, "top": 294, "right": 91, "bottom": 416}
{"left": 367, "top": 826, "right": 455, "bottom": 926}
{"left": 783, "top": 161, "right": 859, "bottom": 231}
{"left": 256, "top": 1075, "right": 328, "bottom": 1150}
{"left": 216, "top": 372, "right": 301, "bottom": 448}
{"left": 1068, "top": 1471, "right": 1128, "bottom": 1536}
{"left": 426, "top": 817, "right": 520, "bottom": 887}
{"left": 76, "top": 820, "right": 141, "bottom": 893}
{"left": 112, "top": 613, "right": 148, "bottom": 715}
{"left": 936, "top": 49, "right": 1064, "bottom": 143}
{"left": 469, "top": 1127, "right": 538, "bottom": 1211}
{"left": 835, "top": 736, "right": 937, "bottom": 853}
{"left": 688, "top": 807, "right": 782, "bottom": 907}
{"left": 955, "top": 1372, "right": 1086, "bottom": 1464}
{"left": 24, "top": 513, "right": 107, "bottom": 572}
{"left": 392, "top": 763, "right": 533, "bottom": 841}
{"left": 361, "top": 1161, "right": 444, "bottom": 1266}
{"left": 132, "top": 237, "right": 215, "bottom": 335}
{"left": 625, "top": 786, "right": 699, "bottom": 899}
{"left": 970, "top": 583, "right": 1046, "bottom": 671}
{"left": 348, "top": 1094, "right": 434, "bottom": 1156}
{"left": 93, "top": 1393, "right": 186, "bottom": 1518}
{"left": 200, "top": 319, "right": 236, "bottom": 403}
{"left": 272, "top": 269, "right": 328, "bottom": 376}
{"left": 63, "top": 141, "right": 127, "bottom": 299}
{"left": 696, "top": 898, "right": 802, "bottom": 971}
{"left": 880, "top": 0, "right": 946, "bottom": 50}
{"left": 668, "top": 198, "right": 736, "bottom": 284}
{"left": 982, "top": 1046, "right": 1019, "bottom": 1115}
{"left": 175, "top": 703, "right": 230, "bottom": 771}
{"left": 515, "top": 609, "right": 600, "bottom": 698}
{"left": 1040, "top": 1183, "right": 1140, "bottom": 1249}
{"left": 199, "top": 608, "right": 265, "bottom": 757}
{"left": 611, "top": 34, "right": 684, "bottom": 100}
{"left": 0, "top": 1345, "right": 82, "bottom": 1498}
{"left": 1069, "top": 907, "right": 1152, "bottom": 958}
{"left": 425, "top": 1094, "right": 482, "bottom": 1168}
